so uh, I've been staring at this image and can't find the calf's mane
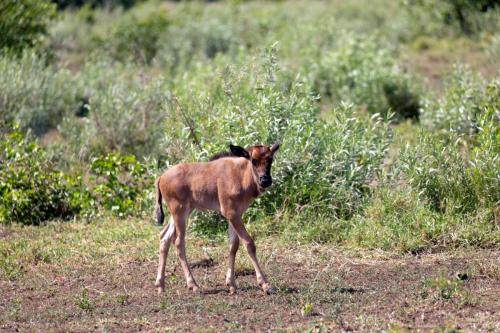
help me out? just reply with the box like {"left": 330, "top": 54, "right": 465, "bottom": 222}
{"left": 208, "top": 150, "right": 236, "bottom": 161}
{"left": 209, "top": 144, "right": 268, "bottom": 161}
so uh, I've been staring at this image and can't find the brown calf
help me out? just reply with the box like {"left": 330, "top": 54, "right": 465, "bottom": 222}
{"left": 154, "top": 142, "right": 280, "bottom": 295}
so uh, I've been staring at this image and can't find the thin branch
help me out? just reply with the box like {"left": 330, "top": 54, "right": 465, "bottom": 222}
{"left": 171, "top": 95, "right": 202, "bottom": 150}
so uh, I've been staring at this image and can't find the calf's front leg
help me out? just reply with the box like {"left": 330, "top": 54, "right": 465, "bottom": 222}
{"left": 229, "top": 216, "right": 273, "bottom": 294}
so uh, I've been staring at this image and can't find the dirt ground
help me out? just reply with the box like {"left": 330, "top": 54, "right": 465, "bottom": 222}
{"left": 402, "top": 40, "right": 498, "bottom": 95}
{"left": 1, "top": 227, "right": 499, "bottom": 333}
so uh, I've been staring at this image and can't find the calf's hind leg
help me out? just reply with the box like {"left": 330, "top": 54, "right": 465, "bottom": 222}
{"left": 155, "top": 217, "right": 176, "bottom": 294}
{"left": 172, "top": 209, "right": 200, "bottom": 293}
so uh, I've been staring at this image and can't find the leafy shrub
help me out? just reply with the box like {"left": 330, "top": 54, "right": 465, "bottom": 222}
{"left": 91, "top": 3, "right": 169, "bottom": 63}
{"left": 0, "top": 130, "right": 154, "bottom": 224}
{"left": 402, "top": 132, "right": 478, "bottom": 214}
{"left": 383, "top": 80, "right": 420, "bottom": 120}
{"left": 306, "top": 35, "right": 420, "bottom": 119}
{"left": 402, "top": 81, "right": 499, "bottom": 216}
{"left": 0, "top": 52, "right": 78, "bottom": 135}
{"left": 0, "top": 0, "right": 56, "bottom": 54}
{"left": 0, "top": 130, "right": 80, "bottom": 225}
{"left": 355, "top": 78, "right": 499, "bottom": 251}
{"left": 59, "top": 59, "right": 168, "bottom": 159}
{"left": 404, "top": 0, "right": 500, "bottom": 36}
{"left": 163, "top": 50, "right": 391, "bottom": 234}
{"left": 88, "top": 153, "right": 151, "bottom": 217}
{"left": 467, "top": 82, "right": 500, "bottom": 209}
{"left": 155, "top": 13, "right": 246, "bottom": 73}
{"left": 0, "top": 53, "right": 168, "bottom": 158}
{"left": 347, "top": 139, "right": 498, "bottom": 251}
{"left": 440, "top": 0, "right": 499, "bottom": 34}
{"left": 421, "top": 65, "right": 490, "bottom": 136}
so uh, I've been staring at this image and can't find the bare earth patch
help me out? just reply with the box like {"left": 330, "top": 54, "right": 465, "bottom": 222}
{"left": 403, "top": 38, "right": 498, "bottom": 95}
{"left": 1, "top": 221, "right": 499, "bottom": 332}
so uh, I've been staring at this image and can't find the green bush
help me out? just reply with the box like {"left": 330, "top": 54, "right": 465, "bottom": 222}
{"left": 468, "top": 82, "right": 500, "bottom": 209}
{"left": 440, "top": 0, "right": 499, "bottom": 34}
{"left": 0, "top": 130, "right": 155, "bottom": 224}
{"left": 421, "top": 65, "right": 491, "bottom": 136}
{"left": 0, "top": 52, "right": 78, "bottom": 135}
{"left": 88, "top": 153, "right": 151, "bottom": 217}
{"left": 0, "top": 130, "right": 81, "bottom": 225}
{"left": 402, "top": 84, "right": 499, "bottom": 216}
{"left": 154, "top": 4, "right": 254, "bottom": 74}
{"left": 402, "top": 132, "right": 480, "bottom": 214}
{"left": 162, "top": 50, "right": 391, "bottom": 234}
{"left": 59, "top": 59, "right": 168, "bottom": 159}
{"left": 306, "top": 35, "right": 420, "bottom": 119}
{"left": 348, "top": 187, "right": 445, "bottom": 251}
{"left": 0, "top": 0, "right": 56, "bottom": 54}
{"left": 0, "top": 53, "right": 168, "bottom": 158}
{"left": 91, "top": 3, "right": 169, "bottom": 63}
{"left": 404, "top": 0, "right": 500, "bottom": 36}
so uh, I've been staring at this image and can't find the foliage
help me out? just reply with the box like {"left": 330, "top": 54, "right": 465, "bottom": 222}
{"left": 0, "top": 130, "right": 81, "bottom": 225}
{"left": 408, "top": 75, "right": 499, "bottom": 216}
{"left": 0, "top": 52, "right": 168, "bottom": 158}
{"left": 164, "top": 49, "right": 391, "bottom": 235}
{"left": 91, "top": 3, "right": 169, "bottom": 64}
{"left": 402, "top": 133, "right": 477, "bottom": 214}
{"left": 347, "top": 187, "right": 444, "bottom": 251}
{"left": 76, "top": 288, "right": 95, "bottom": 311}
{"left": 468, "top": 82, "right": 500, "bottom": 210}
{"left": 0, "top": 0, "right": 56, "bottom": 54}
{"left": 421, "top": 65, "right": 492, "bottom": 136}
{"left": 0, "top": 52, "right": 78, "bottom": 135}
{"left": 0, "top": 129, "right": 155, "bottom": 224}
{"left": 307, "top": 35, "right": 420, "bottom": 119}
{"left": 59, "top": 59, "right": 169, "bottom": 159}
{"left": 404, "top": 0, "right": 500, "bottom": 35}
{"left": 89, "top": 153, "right": 150, "bottom": 217}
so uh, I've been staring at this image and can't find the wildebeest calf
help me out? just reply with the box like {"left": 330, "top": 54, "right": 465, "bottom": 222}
{"left": 154, "top": 142, "right": 280, "bottom": 294}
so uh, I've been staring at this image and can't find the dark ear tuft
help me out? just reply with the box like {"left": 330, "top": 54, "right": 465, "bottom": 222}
{"left": 270, "top": 141, "right": 281, "bottom": 154}
{"left": 229, "top": 144, "right": 250, "bottom": 159}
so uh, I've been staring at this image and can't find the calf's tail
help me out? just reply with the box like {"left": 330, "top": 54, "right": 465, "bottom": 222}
{"left": 155, "top": 176, "right": 165, "bottom": 226}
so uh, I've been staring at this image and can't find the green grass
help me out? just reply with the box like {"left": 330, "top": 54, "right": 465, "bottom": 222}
{"left": 0, "top": 217, "right": 157, "bottom": 280}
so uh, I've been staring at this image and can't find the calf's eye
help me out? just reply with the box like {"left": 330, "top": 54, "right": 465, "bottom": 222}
{"left": 252, "top": 159, "right": 258, "bottom": 166}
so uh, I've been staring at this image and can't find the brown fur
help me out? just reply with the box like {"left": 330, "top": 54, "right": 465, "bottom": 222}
{"left": 155, "top": 143, "right": 280, "bottom": 295}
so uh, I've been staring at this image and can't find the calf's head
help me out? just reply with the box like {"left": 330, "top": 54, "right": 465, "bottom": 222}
{"left": 230, "top": 142, "right": 280, "bottom": 189}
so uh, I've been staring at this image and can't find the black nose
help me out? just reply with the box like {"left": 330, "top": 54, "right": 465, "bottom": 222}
{"left": 260, "top": 176, "right": 272, "bottom": 188}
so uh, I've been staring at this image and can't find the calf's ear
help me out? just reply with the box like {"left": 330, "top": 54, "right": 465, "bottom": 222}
{"left": 229, "top": 144, "right": 250, "bottom": 159}
{"left": 270, "top": 141, "right": 280, "bottom": 154}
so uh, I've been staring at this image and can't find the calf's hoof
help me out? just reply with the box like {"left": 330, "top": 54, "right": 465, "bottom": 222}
{"left": 188, "top": 283, "right": 201, "bottom": 294}
{"left": 225, "top": 278, "right": 237, "bottom": 295}
{"left": 262, "top": 283, "right": 274, "bottom": 295}
{"left": 155, "top": 280, "right": 165, "bottom": 294}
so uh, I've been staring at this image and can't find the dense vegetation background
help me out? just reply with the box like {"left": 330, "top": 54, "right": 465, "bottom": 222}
{"left": 0, "top": 0, "right": 498, "bottom": 252}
